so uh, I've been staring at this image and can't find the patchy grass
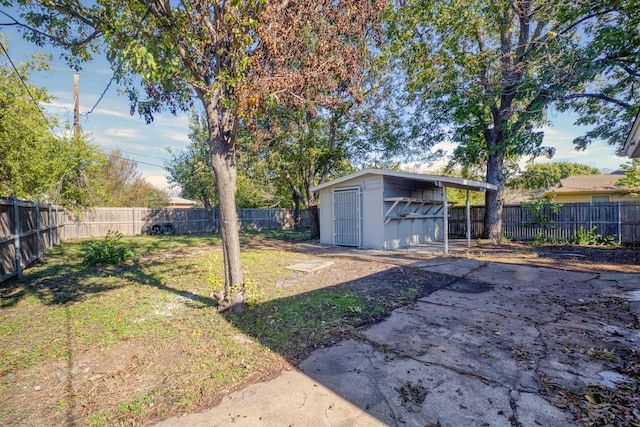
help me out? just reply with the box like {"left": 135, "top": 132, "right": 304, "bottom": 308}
{"left": 0, "top": 232, "right": 443, "bottom": 426}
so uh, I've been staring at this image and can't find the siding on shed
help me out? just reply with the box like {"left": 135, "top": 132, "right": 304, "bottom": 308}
{"left": 318, "top": 174, "right": 385, "bottom": 248}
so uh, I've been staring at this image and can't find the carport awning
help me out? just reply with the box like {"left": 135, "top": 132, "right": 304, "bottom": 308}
{"left": 310, "top": 169, "right": 498, "bottom": 193}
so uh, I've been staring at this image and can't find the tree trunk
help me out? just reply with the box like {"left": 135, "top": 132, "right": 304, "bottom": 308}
{"left": 204, "top": 97, "right": 245, "bottom": 313}
{"left": 483, "top": 148, "right": 505, "bottom": 243}
{"left": 308, "top": 205, "right": 320, "bottom": 239}
{"left": 292, "top": 190, "right": 301, "bottom": 231}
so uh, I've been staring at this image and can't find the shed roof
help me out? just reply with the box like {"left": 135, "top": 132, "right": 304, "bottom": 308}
{"left": 310, "top": 168, "right": 498, "bottom": 192}
{"left": 624, "top": 111, "right": 640, "bottom": 158}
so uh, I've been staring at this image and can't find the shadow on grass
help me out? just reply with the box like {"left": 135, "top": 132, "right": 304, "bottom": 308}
{"left": 223, "top": 264, "right": 455, "bottom": 365}
{"left": 0, "top": 244, "right": 219, "bottom": 426}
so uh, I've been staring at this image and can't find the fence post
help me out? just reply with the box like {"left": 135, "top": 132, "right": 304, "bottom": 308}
{"left": 618, "top": 202, "right": 622, "bottom": 244}
{"left": 48, "top": 203, "right": 53, "bottom": 249}
{"left": 12, "top": 196, "right": 22, "bottom": 279}
{"left": 57, "top": 205, "right": 62, "bottom": 243}
{"left": 35, "top": 200, "right": 41, "bottom": 258}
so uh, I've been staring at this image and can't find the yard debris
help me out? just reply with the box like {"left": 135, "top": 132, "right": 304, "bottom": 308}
{"left": 395, "top": 380, "right": 428, "bottom": 406}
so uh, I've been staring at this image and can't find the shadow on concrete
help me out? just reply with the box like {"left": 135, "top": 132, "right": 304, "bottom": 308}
{"left": 188, "top": 245, "right": 640, "bottom": 427}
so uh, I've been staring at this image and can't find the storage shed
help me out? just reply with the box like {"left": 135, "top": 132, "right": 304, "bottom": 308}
{"left": 310, "top": 169, "right": 498, "bottom": 253}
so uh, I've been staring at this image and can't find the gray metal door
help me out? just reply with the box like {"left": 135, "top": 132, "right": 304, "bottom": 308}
{"left": 333, "top": 188, "right": 360, "bottom": 246}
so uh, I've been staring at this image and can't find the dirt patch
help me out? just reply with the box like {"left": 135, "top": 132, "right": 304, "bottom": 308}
{"left": 460, "top": 242, "right": 640, "bottom": 273}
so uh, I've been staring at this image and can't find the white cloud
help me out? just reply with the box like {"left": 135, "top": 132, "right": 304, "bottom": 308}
{"left": 92, "top": 107, "right": 131, "bottom": 118}
{"left": 103, "top": 128, "right": 141, "bottom": 138}
{"left": 536, "top": 126, "right": 625, "bottom": 171}
{"left": 163, "top": 130, "right": 190, "bottom": 144}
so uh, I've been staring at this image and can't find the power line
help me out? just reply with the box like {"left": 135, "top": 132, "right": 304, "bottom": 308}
{"left": 82, "top": 75, "right": 115, "bottom": 117}
{"left": 119, "top": 149, "right": 169, "bottom": 162}
{"left": 106, "top": 149, "right": 167, "bottom": 169}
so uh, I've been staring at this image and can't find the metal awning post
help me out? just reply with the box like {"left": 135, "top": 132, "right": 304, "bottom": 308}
{"left": 443, "top": 187, "right": 449, "bottom": 254}
{"left": 466, "top": 190, "right": 471, "bottom": 248}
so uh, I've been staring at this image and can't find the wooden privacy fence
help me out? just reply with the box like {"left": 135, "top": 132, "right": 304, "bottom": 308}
{"left": 449, "top": 202, "right": 640, "bottom": 243}
{"left": 59, "top": 206, "right": 309, "bottom": 240}
{"left": 1, "top": 199, "right": 309, "bottom": 282}
{"left": 0, "top": 197, "right": 62, "bottom": 282}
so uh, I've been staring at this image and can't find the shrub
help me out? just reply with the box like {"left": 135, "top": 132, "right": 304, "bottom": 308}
{"left": 573, "top": 226, "right": 618, "bottom": 246}
{"left": 81, "top": 230, "right": 136, "bottom": 266}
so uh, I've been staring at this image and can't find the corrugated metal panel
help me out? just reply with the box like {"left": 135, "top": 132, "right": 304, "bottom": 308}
{"left": 333, "top": 188, "right": 360, "bottom": 247}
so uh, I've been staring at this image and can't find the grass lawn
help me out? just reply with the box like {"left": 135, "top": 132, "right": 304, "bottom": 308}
{"left": 0, "top": 231, "right": 442, "bottom": 426}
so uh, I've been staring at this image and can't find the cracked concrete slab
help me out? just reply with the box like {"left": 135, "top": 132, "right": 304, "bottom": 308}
{"left": 156, "top": 256, "right": 639, "bottom": 427}
{"left": 410, "top": 257, "right": 486, "bottom": 276}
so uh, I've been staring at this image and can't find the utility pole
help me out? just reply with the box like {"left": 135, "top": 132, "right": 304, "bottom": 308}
{"left": 73, "top": 74, "right": 80, "bottom": 139}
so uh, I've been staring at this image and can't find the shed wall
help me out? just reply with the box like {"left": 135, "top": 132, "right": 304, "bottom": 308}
{"left": 318, "top": 175, "right": 384, "bottom": 248}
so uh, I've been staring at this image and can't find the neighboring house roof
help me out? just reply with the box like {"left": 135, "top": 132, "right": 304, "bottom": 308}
{"left": 169, "top": 196, "right": 197, "bottom": 207}
{"left": 536, "top": 172, "right": 628, "bottom": 198}
{"left": 310, "top": 168, "right": 498, "bottom": 192}
{"left": 624, "top": 110, "right": 640, "bottom": 158}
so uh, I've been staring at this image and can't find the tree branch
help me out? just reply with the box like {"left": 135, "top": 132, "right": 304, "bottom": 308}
{"left": 559, "top": 93, "right": 631, "bottom": 109}
{"left": 0, "top": 10, "right": 102, "bottom": 48}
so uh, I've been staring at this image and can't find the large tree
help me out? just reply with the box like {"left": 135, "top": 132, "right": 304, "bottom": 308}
{"left": 386, "top": 0, "right": 640, "bottom": 242}
{"left": 252, "top": 57, "right": 425, "bottom": 238}
{"left": 11, "top": 0, "right": 383, "bottom": 310}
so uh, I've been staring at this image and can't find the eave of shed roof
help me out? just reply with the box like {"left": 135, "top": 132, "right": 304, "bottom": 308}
{"left": 310, "top": 168, "right": 498, "bottom": 192}
{"left": 624, "top": 111, "right": 640, "bottom": 158}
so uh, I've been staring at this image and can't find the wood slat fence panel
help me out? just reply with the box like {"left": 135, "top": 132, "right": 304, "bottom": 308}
{"left": 449, "top": 201, "right": 640, "bottom": 243}
{"left": 0, "top": 197, "right": 62, "bottom": 282}
{"left": 60, "top": 207, "right": 309, "bottom": 239}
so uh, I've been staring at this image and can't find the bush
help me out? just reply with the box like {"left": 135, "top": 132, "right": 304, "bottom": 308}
{"left": 573, "top": 226, "right": 618, "bottom": 246}
{"left": 81, "top": 230, "right": 136, "bottom": 266}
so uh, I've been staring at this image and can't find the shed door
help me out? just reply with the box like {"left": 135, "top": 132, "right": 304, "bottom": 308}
{"left": 333, "top": 188, "right": 360, "bottom": 247}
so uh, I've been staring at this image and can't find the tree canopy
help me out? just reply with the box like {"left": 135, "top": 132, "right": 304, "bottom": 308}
{"left": 385, "top": 0, "right": 640, "bottom": 241}
{"left": 508, "top": 162, "right": 602, "bottom": 193}
{"left": 617, "top": 159, "right": 640, "bottom": 196}
{"left": 97, "top": 150, "right": 169, "bottom": 208}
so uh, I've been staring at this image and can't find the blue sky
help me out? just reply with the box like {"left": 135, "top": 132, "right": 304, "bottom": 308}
{"left": 2, "top": 13, "right": 631, "bottom": 191}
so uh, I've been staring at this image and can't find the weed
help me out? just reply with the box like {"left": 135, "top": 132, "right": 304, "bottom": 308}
{"left": 88, "top": 413, "right": 108, "bottom": 427}
{"left": 586, "top": 347, "right": 617, "bottom": 362}
{"left": 81, "top": 230, "right": 136, "bottom": 266}
{"left": 573, "top": 226, "right": 618, "bottom": 246}
{"left": 117, "top": 394, "right": 153, "bottom": 415}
